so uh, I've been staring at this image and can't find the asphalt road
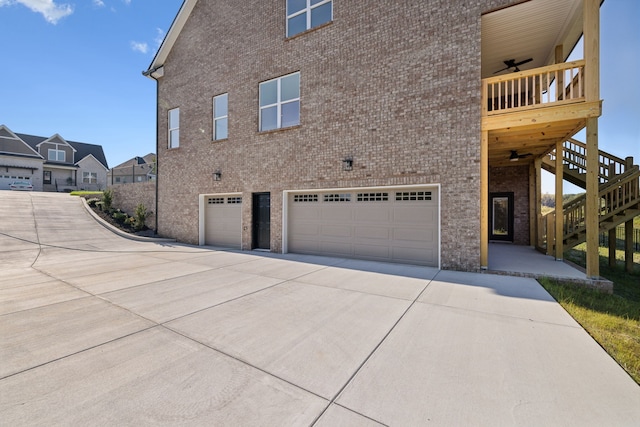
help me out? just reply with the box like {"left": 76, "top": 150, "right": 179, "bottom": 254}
{"left": 1, "top": 191, "right": 639, "bottom": 426}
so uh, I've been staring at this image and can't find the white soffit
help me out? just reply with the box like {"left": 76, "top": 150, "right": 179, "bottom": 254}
{"left": 482, "top": 0, "right": 585, "bottom": 78}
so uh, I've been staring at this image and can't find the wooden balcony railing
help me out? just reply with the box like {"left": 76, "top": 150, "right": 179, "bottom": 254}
{"left": 482, "top": 60, "right": 585, "bottom": 116}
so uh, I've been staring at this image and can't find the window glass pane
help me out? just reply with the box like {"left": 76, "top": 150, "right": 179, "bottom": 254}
{"left": 170, "top": 129, "right": 179, "bottom": 147}
{"left": 281, "top": 101, "right": 300, "bottom": 128}
{"left": 310, "top": 0, "right": 326, "bottom": 5}
{"left": 260, "top": 106, "right": 278, "bottom": 131}
{"left": 215, "top": 118, "right": 228, "bottom": 140}
{"left": 311, "top": 2, "right": 332, "bottom": 28}
{"left": 281, "top": 73, "right": 300, "bottom": 102}
{"left": 214, "top": 94, "right": 227, "bottom": 117}
{"left": 259, "top": 80, "right": 278, "bottom": 106}
{"left": 169, "top": 108, "right": 179, "bottom": 128}
{"left": 58, "top": 151, "right": 65, "bottom": 161}
{"left": 287, "top": 13, "right": 307, "bottom": 37}
{"left": 287, "top": 0, "right": 306, "bottom": 15}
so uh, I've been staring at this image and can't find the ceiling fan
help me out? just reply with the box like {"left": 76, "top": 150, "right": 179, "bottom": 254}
{"left": 494, "top": 58, "right": 533, "bottom": 74}
{"left": 510, "top": 150, "right": 533, "bottom": 162}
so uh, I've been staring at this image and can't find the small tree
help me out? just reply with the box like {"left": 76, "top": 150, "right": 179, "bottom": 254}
{"left": 102, "top": 189, "right": 113, "bottom": 212}
{"left": 133, "top": 203, "right": 148, "bottom": 231}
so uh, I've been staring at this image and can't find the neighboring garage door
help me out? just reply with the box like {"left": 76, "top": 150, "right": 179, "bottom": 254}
{"left": 287, "top": 187, "right": 439, "bottom": 266}
{"left": 0, "top": 173, "right": 33, "bottom": 190}
{"left": 204, "top": 195, "right": 242, "bottom": 249}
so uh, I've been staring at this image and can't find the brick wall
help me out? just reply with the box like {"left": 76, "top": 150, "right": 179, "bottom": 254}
{"left": 154, "top": 0, "right": 517, "bottom": 271}
{"left": 109, "top": 182, "right": 156, "bottom": 231}
{"left": 489, "top": 165, "right": 530, "bottom": 245}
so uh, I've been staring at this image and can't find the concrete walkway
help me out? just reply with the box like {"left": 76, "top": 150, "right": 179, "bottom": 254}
{"left": 1, "top": 191, "right": 639, "bottom": 426}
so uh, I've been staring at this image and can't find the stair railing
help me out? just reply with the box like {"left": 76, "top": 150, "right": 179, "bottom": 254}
{"left": 546, "top": 138, "right": 631, "bottom": 184}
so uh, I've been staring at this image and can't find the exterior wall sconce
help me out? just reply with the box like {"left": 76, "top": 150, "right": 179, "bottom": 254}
{"left": 213, "top": 170, "right": 222, "bottom": 181}
{"left": 342, "top": 157, "right": 353, "bottom": 171}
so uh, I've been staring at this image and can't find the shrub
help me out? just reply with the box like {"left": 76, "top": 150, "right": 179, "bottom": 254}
{"left": 102, "top": 189, "right": 113, "bottom": 211}
{"left": 112, "top": 209, "right": 128, "bottom": 224}
{"left": 133, "top": 203, "right": 148, "bottom": 231}
{"left": 86, "top": 198, "right": 100, "bottom": 207}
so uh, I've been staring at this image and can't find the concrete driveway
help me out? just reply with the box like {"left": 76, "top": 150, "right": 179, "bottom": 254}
{"left": 1, "top": 191, "right": 639, "bottom": 426}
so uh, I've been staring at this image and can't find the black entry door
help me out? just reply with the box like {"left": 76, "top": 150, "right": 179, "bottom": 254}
{"left": 253, "top": 193, "right": 271, "bottom": 249}
{"left": 489, "top": 192, "right": 514, "bottom": 242}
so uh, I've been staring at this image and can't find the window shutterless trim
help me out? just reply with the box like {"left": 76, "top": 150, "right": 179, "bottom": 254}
{"left": 286, "top": 0, "right": 332, "bottom": 38}
{"left": 213, "top": 93, "right": 228, "bottom": 141}
{"left": 259, "top": 72, "right": 300, "bottom": 132}
{"left": 168, "top": 107, "right": 180, "bottom": 148}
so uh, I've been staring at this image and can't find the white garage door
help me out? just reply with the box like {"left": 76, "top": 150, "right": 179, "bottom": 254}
{"left": 0, "top": 173, "right": 33, "bottom": 190}
{"left": 287, "top": 187, "right": 439, "bottom": 266}
{"left": 204, "top": 195, "right": 242, "bottom": 248}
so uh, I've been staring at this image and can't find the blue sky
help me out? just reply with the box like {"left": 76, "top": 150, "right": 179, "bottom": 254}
{"left": 0, "top": 0, "right": 638, "bottom": 194}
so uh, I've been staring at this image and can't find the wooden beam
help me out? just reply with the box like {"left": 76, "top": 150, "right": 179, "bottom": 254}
{"left": 625, "top": 220, "right": 634, "bottom": 273}
{"left": 584, "top": 0, "right": 601, "bottom": 279}
{"left": 584, "top": 0, "right": 600, "bottom": 102}
{"left": 529, "top": 161, "right": 537, "bottom": 247}
{"left": 481, "top": 130, "right": 489, "bottom": 269}
{"left": 555, "top": 140, "right": 564, "bottom": 260}
{"left": 482, "top": 101, "right": 601, "bottom": 131}
{"left": 585, "top": 117, "right": 599, "bottom": 278}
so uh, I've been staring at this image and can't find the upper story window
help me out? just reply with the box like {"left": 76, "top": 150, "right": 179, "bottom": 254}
{"left": 287, "top": 0, "right": 332, "bottom": 38}
{"left": 168, "top": 107, "right": 180, "bottom": 148}
{"left": 213, "top": 93, "right": 228, "bottom": 140}
{"left": 48, "top": 148, "right": 65, "bottom": 162}
{"left": 259, "top": 72, "right": 300, "bottom": 132}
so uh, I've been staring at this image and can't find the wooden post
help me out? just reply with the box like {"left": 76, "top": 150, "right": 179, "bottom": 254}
{"left": 555, "top": 141, "right": 564, "bottom": 260}
{"left": 535, "top": 158, "right": 542, "bottom": 248}
{"left": 480, "top": 130, "right": 489, "bottom": 269}
{"left": 584, "top": 0, "right": 600, "bottom": 278}
{"left": 608, "top": 228, "right": 617, "bottom": 268}
{"left": 625, "top": 220, "right": 634, "bottom": 273}
{"left": 546, "top": 213, "right": 555, "bottom": 256}
{"left": 555, "top": 45, "right": 564, "bottom": 100}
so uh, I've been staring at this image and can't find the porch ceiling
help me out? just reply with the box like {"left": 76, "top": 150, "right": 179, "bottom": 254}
{"left": 482, "top": 0, "right": 584, "bottom": 79}
{"left": 487, "top": 117, "right": 586, "bottom": 168}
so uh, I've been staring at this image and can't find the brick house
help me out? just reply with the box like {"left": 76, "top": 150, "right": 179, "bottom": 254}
{"left": 107, "top": 153, "right": 156, "bottom": 185}
{"left": 144, "top": 0, "right": 639, "bottom": 275}
{"left": 0, "top": 125, "right": 109, "bottom": 192}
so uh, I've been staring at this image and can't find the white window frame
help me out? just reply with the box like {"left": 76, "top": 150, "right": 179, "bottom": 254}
{"left": 83, "top": 171, "right": 97, "bottom": 183}
{"left": 168, "top": 107, "right": 180, "bottom": 148}
{"left": 213, "top": 93, "right": 228, "bottom": 141}
{"left": 286, "top": 0, "right": 332, "bottom": 37}
{"left": 48, "top": 148, "right": 65, "bottom": 162}
{"left": 259, "top": 72, "right": 300, "bottom": 132}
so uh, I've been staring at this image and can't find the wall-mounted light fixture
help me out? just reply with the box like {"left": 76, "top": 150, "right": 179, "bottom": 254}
{"left": 342, "top": 157, "right": 353, "bottom": 171}
{"left": 213, "top": 170, "right": 222, "bottom": 181}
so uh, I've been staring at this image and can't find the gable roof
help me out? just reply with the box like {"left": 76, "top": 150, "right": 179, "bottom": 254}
{"left": 16, "top": 132, "right": 109, "bottom": 169}
{"left": 144, "top": 0, "right": 196, "bottom": 79}
{"left": 0, "top": 125, "right": 43, "bottom": 159}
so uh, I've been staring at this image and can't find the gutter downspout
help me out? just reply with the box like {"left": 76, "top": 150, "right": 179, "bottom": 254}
{"left": 142, "top": 67, "right": 162, "bottom": 236}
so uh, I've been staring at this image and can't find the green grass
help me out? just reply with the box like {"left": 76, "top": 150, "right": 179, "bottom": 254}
{"left": 70, "top": 191, "right": 103, "bottom": 197}
{"left": 538, "top": 244, "right": 640, "bottom": 384}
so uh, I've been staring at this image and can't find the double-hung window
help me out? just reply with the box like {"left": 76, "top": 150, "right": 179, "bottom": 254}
{"left": 213, "top": 94, "right": 228, "bottom": 140}
{"left": 168, "top": 107, "right": 180, "bottom": 148}
{"left": 287, "top": 0, "right": 332, "bottom": 38}
{"left": 259, "top": 72, "right": 300, "bottom": 132}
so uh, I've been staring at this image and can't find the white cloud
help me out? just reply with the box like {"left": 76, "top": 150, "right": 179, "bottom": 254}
{"left": 130, "top": 41, "right": 148, "bottom": 54}
{"left": 122, "top": 0, "right": 130, "bottom": 4}
{"left": 92, "top": 0, "right": 104, "bottom": 7}
{"left": 154, "top": 28, "right": 165, "bottom": 50}
{"left": 0, "top": 0, "right": 73, "bottom": 24}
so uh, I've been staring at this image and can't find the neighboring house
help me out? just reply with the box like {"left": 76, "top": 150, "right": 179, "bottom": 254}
{"left": 144, "top": 0, "right": 639, "bottom": 276}
{"left": 0, "top": 125, "right": 109, "bottom": 192}
{"left": 107, "top": 154, "right": 156, "bottom": 185}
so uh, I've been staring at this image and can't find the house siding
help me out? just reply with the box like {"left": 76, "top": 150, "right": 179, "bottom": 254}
{"left": 155, "top": 0, "right": 517, "bottom": 271}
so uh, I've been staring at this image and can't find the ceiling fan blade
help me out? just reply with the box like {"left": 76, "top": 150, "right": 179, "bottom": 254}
{"left": 514, "top": 58, "right": 533, "bottom": 67}
{"left": 493, "top": 66, "right": 511, "bottom": 74}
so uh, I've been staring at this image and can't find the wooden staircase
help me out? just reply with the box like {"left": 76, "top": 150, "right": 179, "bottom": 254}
{"left": 540, "top": 138, "right": 640, "bottom": 250}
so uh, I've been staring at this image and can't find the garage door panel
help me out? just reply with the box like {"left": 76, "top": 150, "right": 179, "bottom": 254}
{"left": 204, "top": 196, "right": 241, "bottom": 249}
{"left": 321, "top": 207, "right": 353, "bottom": 221}
{"left": 354, "top": 226, "right": 390, "bottom": 240}
{"left": 288, "top": 187, "right": 439, "bottom": 267}
{"left": 354, "top": 208, "right": 391, "bottom": 222}
{"left": 320, "top": 225, "right": 352, "bottom": 238}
